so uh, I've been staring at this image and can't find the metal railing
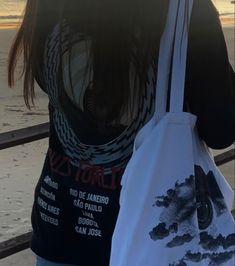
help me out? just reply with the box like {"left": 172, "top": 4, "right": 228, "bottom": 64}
{"left": 0, "top": 123, "right": 234, "bottom": 260}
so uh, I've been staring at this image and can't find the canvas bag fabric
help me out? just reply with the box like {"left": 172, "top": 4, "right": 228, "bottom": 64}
{"left": 110, "top": 1, "right": 235, "bottom": 265}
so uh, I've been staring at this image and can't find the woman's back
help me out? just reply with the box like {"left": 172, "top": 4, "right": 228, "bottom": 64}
{"left": 8, "top": 1, "right": 235, "bottom": 265}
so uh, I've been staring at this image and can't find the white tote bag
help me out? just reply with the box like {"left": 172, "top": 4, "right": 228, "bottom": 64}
{"left": 110, "top": 1, "right": 235, "bottom": 265}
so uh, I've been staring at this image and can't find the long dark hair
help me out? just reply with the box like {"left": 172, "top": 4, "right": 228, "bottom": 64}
{"left": 8, "top": 0, "right": 169, "bottom": 125}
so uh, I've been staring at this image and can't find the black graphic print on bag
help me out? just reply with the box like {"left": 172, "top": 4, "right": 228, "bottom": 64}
{"left": 150, "top": 165, "right": 235, "bottom": 266}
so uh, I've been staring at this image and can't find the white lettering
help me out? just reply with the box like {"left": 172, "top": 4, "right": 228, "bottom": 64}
{"left": 82, "top": 211, "right": 94, "bottom": 219}
{"left": 74, "top": 199, "right": 84, "bottom": 208}
{"left": 84, "top": 203, "right": 102, "bottom": 212}
{"left": 40, "top": 212, "right": 58, "bottom": 226}
{"left": 37, "top": 197, "right": 47, "bottom": 210}
{"left": 69, "top": 188, "right": 78, "bottom": 197}
{"left": 44, "top": 175, "right": 58, "bottom": 190}
{"left": 79, "top": 191, "right": 86, "bottom": 199}
{"left": 78, "top": 217, "right": 98, "bottom": 228}
{"left": 88, "top": 228, "right": 102, "bottom": 237}
{"left": 47, "top": 204, "right": 60, "bottom": 215}
{"left": 75, "top": 226, "right": 87, "bottom": 235}
{"left": 40, "top": 187, "right": 56, "bottom": 201}
{"left": 86, "top": 193, "right": 109, "bottom": 205}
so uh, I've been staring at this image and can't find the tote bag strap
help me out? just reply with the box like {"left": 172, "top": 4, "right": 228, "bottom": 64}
{"left": 154, "top": 0, "right": 180, "bottom": 121}
{"left": 169, "top": 0, "right": 194, "bottom": 113}
{"left": 154, "top": 0, "right": 194, "bottom": 120}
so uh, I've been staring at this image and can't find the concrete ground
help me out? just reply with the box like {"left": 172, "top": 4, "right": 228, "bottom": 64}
{"left": 0, "top": 249, "right": 35, "bottom": 266}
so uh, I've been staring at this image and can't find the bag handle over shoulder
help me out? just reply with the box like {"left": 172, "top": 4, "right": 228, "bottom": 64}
{"left": 133, "top": 0, "right": 194, "bottom": 150}
{"left": 154, "top": 0, "right": 179, "bottom": 121}
{"left": 154, "top": 0, "right": 194, "bottom": 120}
{"left": 169, "top": 0, "right": 193, "bottom": 113}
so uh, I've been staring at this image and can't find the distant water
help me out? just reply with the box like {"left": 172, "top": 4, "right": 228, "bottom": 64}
{"left": 213, "top": 0, "right": 235, "bottom": 15}
{"left": 0, "top": 0, "right": 234, "bottom": 25}
{"left": 0, "top": 0, "right": 25, "bottom": 24}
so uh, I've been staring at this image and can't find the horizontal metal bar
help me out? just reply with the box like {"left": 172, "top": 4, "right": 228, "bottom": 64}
{"left": 0, "top": 123, "right": 49, "bottom": 150}
{"left": 0, "top": 231, "right": 32, "bottom": 259}
{"left": 214, "top": 148, "right": 235, "bottom": 166}
{"left": 0, "top": 124, "right": 234, "bottom": 165}
{"left": 1, "top": 209, "right": 235, "bottom": 259}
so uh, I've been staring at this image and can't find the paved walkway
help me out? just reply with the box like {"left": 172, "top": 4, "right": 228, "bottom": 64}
{"left": 0, "top": 249, "right": 35, "bottom": 266}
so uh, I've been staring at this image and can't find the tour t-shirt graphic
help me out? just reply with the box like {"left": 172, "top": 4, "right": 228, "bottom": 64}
{"left": 30, "top": 21, "right": 156, "bottom": 265}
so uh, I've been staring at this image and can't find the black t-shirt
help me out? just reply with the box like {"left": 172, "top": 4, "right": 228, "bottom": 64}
{"left": 31, "top": 19, "right": 156, "bottom": 265}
